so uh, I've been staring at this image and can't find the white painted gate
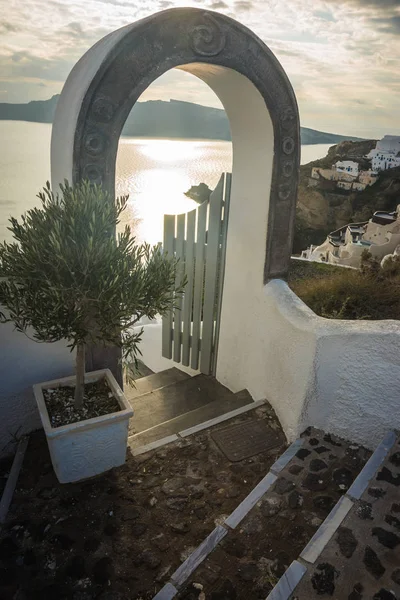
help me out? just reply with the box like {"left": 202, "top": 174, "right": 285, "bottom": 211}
{"left": 162, "top": 172, "right": 231, "bottom": 375}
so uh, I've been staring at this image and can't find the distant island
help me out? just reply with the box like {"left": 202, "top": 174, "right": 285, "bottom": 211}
{"left": 0, "top": 95, "right": 365, "bottom": 145}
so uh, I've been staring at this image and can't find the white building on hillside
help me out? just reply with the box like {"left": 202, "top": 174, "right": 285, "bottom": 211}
{"left": 302, "top": 206, "right": 400, "bottom": 268}
{"left": 335, "top": 160, "right": 359, "bottom": 177}
{"left": 367, "top": 135, "right": 400, "bottom": 172}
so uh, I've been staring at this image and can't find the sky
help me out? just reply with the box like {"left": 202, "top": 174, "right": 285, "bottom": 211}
{"left": 0, "top": 0, "right": 399, "bottom": 138}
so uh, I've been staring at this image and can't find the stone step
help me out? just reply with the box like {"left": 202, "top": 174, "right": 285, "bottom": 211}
{"left": 128, "top": 374, "right": 237, "bottom": 436}
{"left": 267, "top": 430, "right": 400, "bottom": 600}
{"left": 128, "top": 390, "right": 254, "bottom": 450}
{"left": 125, "top": 367, "right": 190, "bottom": 401}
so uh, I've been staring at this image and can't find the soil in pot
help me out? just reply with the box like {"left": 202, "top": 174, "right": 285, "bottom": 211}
{"left": 43, "top": 378, "right": 121, "bottom": 428}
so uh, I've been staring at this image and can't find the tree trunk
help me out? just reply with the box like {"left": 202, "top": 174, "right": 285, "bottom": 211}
{"left": 74, "top": 343, "right": 85, "bottom": 410}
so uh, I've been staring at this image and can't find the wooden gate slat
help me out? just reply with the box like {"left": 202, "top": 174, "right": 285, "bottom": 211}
{"left": 212, "top": 173, "right": 231, "bottom": 375}
{"left": 191, "top": 201, "right": 207, "bottom": 370}
{"left": 173, "top": 213, "right": 186, "bottom": 363}
{"left": 182, "top": 209, "right": 196, "bottom": 366}
{"left": 200, "top": 174, "right": 225, "bottom": 374}
{"left": 162, "top": 214, "right": 176, "bottom": 359}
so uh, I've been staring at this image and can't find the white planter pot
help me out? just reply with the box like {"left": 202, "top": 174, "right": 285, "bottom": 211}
{"left": 33, "top": 369, "right": 133, "bottom": 483}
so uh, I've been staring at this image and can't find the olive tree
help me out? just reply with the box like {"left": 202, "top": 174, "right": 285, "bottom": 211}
{"left": 0, "top": 180, "right": 185, "bottom": 409}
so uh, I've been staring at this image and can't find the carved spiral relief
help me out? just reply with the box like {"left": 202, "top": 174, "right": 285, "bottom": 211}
{"left": 84, "top": 132, "right": 106, "bottom": 156}
{"left": 83, "top": 164, "right": 103, "bottom": 185}
{"left": 189, "top": 14, "right": 226, "bottom": 56}
{"left": 282, "top": 136, "right": 295, "bottom": 155}
{"left": 280, "top": 106, "right": 296, "bottom": 130}
{"left": 92, "top": 97, "right": 115, "bottom": 123}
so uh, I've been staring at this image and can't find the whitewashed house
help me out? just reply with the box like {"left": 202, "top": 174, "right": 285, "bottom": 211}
{"left": 335, "top": 160, "right": 359, "bottom": 176}
{"left": 368, "top": 135, "right": 400, "bottom": 172}
{"left": 308, "top": 206, "right": 400, "bottom": 267}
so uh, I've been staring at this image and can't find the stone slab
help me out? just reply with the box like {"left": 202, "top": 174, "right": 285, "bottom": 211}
{"left": 270, "top": 437, "right": 304, "bottom": 474}
{"left": 179, "top": 399, "right": 266, "bottom": 437}
{"left": 0, "top": 436, "right": 29, "bottom": 524}
{"left": 266, "top": 560, "right": 307, "bottom": 600}
{"left": 293, "top": 433, "right": 400, "bottom": 599}
{"left": 347, "top": 430, "right": 397, "bottom": 500}
{"left": 225, "top": 471, "right": 277, "bottom": 529}
{"left": 300, "top": 495, "right": 354, "bottom": 564}
{"left": 128, "top": 374, "right": 241, "bottom": 435}
{"left": 170, "top": 525, "right": 228, "bottom": 588}
{"left": 129, "top": 434, "right": 179, "bottom": 456}
{"left": 126, "top": 367, "right": 189, "bottom": 400}
{"left": 152, "top": 582, "right": 178, "bottom": 599}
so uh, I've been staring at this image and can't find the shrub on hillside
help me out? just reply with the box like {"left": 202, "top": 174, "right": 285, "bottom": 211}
{"left": 290, "top": 253, "right": 400, "bottom": 320}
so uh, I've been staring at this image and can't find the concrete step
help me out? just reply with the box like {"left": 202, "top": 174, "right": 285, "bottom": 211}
{"left": 125, "top": 367, "right": 190, "bottom": 401}
{"left": 267, "top": 430, "right": 400, "bottom": 600}
{"left": 128, "top": 390, "right": 254, "bottom": 449}
{"left": 128, "top": 374, "right": 237, "bottom": 436}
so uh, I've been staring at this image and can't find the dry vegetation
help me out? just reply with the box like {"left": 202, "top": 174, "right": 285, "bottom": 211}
{"left": 289, "top": 254, "right": 400, "bottom": 321}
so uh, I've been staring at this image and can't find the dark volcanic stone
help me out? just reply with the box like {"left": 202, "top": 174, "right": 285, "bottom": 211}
{"left": 37, "top": 486, "right": 57, "bottom": 499}
{"left": 23, "top": 549, "right": 37, "bottom": 566}
{"left": 121, "top": 506, "right": 140, "bottom": 520}
{"left": 261, "top": 496, "right": 282, "bottom": 517}
{"left": 313, "top": 495, "right": 335, "bottom": 512}
{"left": 237, "top": 562, "right": 258, "bottom": 582}
{"left": 323, "top": 434, "right": 342, "bottom": 447}
{"left": 389, "top": 451, "right": 400, "bottom": 467}
{"left": 392, "top": 503, "right": 400, "bottom": 513}
{"left": 373, "top": 590, "right": 396, "bottom": 600}
{"left": 356, "top": 501, "right": 373, "bottom": 520}
{"left": 348, "top": 583, "right": 363, "bottom": 600}
{"left": 0, "top": 566, "right": 17, "bottom": 585}
{"left": 274, "top": 478, "right": 295, "bottom": 494}
{"left": 288, "top": 491, "right": 303, "bottom": 508}
{"left": 296, "top": 448, "right": 311, "bottom": 461}
{"left": 385, "top": 514, "right": 400, "bottom": 530}
{"left": 311, "top": 563, "right": 338, "bottom": 595}
{"left": 84, "top": 537, "right": 101, "bottom": 552}
{"left": 363, "top": 546, "right": 385, "bottom": 579}
{"left": 302, "top": 472, "right": 329, "bottom": 491}
{"left": 391, "top": 569, "right": 400, "bottom": 585}
{"left": 65, "top": 555, "right": 86, "bottom": 579}
{"left": 141, "top": 550, "right": 161, "bottom": 570}
{"left": 377, "top": 467, "right": 400, "bottom": 486}
{"left": 170, "top": 522, "right": 189, "bottom": 534}
{"left": 289, "top": 464, "right": 304, "bottom": 475}
{"left": 131, "top": 522, "right": 148, "bottom": 537}
{"left": 309, "top": 459, "right": 328, "bottom": 472}
{"left": 309, "top": 438, "right": 319, "bottom": 446}
{"left": 223, "top": 538, "right": 246, "bottom": 559}
{"left": 368, "top": 487, "right": 386, "bottom": 498}
{"left": 210, "top": 579, "right": 237, "bottom": 599}
{"left": 195, "top": 507, "right": 207, "bottom": 520}
{"left": 0, "top": 537, "right": 18, "bottom": 561}
{"left": 51, "top": 533, "right": 75, "bottom": 549}
{"left": 337, "top": 527, "right": 358, "bottom": 558}
{"left": 372, "top": 527, "right": 400, "bottom": 549}
{"left": 166, "top": 497, "right": 188, "bottom": 512}
{"left": 93, "top": 557, "right": 113, "bottom": 583}
{"left": 315, "top": 446, "right": 330, "bottom": 454}
{"left": 333, "top": 467, "right": 353, "bottom": 489}
{"left": 303, "top": 427, "right": 312, "bottom": 436}
{"left": 104, "top": 523, "right": 118, "bottom": 536}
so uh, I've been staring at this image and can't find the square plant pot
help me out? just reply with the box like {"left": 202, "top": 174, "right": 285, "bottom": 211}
{"left": 33, "top": 369, "right": 133, "bottom": 484}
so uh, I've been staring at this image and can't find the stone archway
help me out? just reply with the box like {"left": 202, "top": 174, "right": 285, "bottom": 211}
{"left": 51, "top": 8, "right": 300, "bottom": 382}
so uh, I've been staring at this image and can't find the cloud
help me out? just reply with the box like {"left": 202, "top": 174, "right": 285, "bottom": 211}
{"left": 210, "top": 0, "right": 229, "bottom": 8}
{"left": 0, "top": 0, "right": 399, "bottom": 137}
{"left": 234, "top": 1, "right": 253, "bottom": 11}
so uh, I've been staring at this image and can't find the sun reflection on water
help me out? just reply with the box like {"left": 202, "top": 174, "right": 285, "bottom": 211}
{"left": 116, "top": 138, "right": 232, "bottom": 246}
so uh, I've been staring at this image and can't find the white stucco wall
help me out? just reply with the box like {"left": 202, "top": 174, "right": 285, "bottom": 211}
{"left": 223, "top": 279, "right": 400, "bottom": 450}
{"left": 0, "top": 315, "right": 75, "bottom": 454}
